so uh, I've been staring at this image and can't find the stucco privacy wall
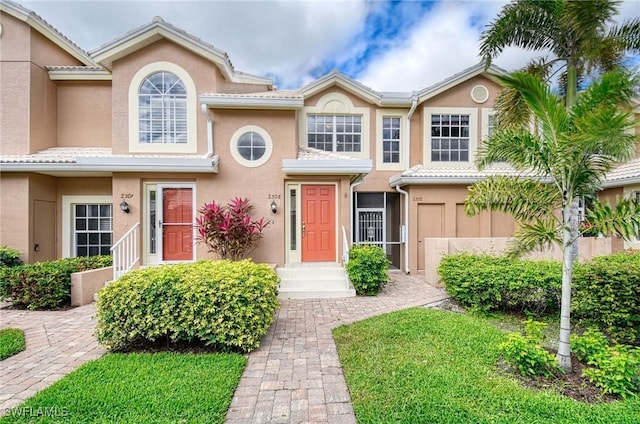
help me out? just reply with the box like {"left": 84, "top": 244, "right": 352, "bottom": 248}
{"left": 424, "top": 237, "right": 616, "bottom": 285}
{"left": 70, "top": 266, "right": 113, "bottom": 306}
{"left": 407, "top": 185, "right": 516, "bottom": 273}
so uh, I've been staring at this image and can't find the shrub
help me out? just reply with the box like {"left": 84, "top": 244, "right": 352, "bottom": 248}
{"left": 0, "top": 328, "right": 26, "bottom": 360}
{"left": 571, "top": 327, "right": 609, "bottom": 363}
{"left": 346, "top": 245, "right": 389, "bottom": 295}
{"left": 438, "top": 253, "right": 561, "bottom": 314}
{"left": 572, "top": 250, "right": 640, "bottom": 344}
{"left": 0, "top": 256, "right": 112, "bottom": 310}
{"left": 196, "top": 197, "right": 272, "bottom": 261}
{"left": 96, "top": 260, "right": 279, "bottom": 353}
{"left": 0, "top": 246, "right": 23, "bottom": 268}
{"left": 573, "top": 328, "right": 640, "bottom": 398}
{"left": 499, "top": 319, "right": 560, "bottom": 378}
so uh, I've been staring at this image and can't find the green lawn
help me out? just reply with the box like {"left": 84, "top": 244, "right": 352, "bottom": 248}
{"left": 0, "top": 352, "right": 246, "bottom": 423}
{"left": 333, "top": 308, "right": 640, "bottom": 424}
{"left": 0, "top": 328, "right": 25, "bottom": 360}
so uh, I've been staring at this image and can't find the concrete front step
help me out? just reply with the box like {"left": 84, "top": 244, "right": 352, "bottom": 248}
{"left": 276, "top": 266, "right": 355, "bottom": 299}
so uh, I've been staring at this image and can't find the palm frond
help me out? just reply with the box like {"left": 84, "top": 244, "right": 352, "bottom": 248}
{"left": 586, "top": 197, "right": 640, "bottom": 240}
{"left": 607, "top": 18, "right": 640, "bottom": 53}
{"left": 465, "top": 176, "right": 560, "bottom": 222}
{"left": 480, "top": 0, "right": 561, "bottom": 66}
{"left": 506, "top": 218, "right": 561, "bottom": 257}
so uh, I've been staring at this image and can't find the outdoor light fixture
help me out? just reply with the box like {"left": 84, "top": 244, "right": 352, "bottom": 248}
{"left": 270, "top": 199, "right": 277, "bottom": 214}
{"left": 120, "top": 200, "right": 130, "bottom": 214}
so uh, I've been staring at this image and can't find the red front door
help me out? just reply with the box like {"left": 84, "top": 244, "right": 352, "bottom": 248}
{"left": 302, "top": 185, "right": 335, "bottom": 262}
{"left": 161, "top": 187, "right": 193, "bottom": 261}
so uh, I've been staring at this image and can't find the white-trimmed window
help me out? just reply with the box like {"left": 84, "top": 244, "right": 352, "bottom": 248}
{"left": 129, "top": 62, "right": 197, "bottom": 153}
{"left": 382, "top": 116, "right": 401, "bottom": 163}
{"left": 299, "top": 92, "right": 370, "bottom": 159}
{"left": 139, "top": 71, "right": 187, "bottom": 144}
{"left": 424, "top": 107, "right": 478, "bottom": 165}
{"left": 430, "top": 114, "right": 470, "bottom": 162}
{"left": 230, "top": 125, "right": 273, "bottom": 167}
{"left": 307, "top": 115, "right": 362, "bottom": 152}
{"left": 74, "top": 204, "right": 112, "bottom": 256}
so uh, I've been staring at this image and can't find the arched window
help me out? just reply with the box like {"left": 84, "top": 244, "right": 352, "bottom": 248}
{"left": 138, "top": 71, "right": 187, "bottom": 144}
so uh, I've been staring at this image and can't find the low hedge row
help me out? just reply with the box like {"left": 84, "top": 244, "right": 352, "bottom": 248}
{"left": 0, "top": 245, "right": 23, "bottom": 268}
{"left": 439, "top": 251, "right": 640, "bottom": 344}
{"left": 438, "top": 253, "right": 562, "bottom": 315}
{"left": 0, "top": 256, "right": 112, "bottom": 310}
{"left": 573, "top": 250, "right": 640, "bottom": 345}
{"left": 96, "top": 260, "right": 279, "bottom": 353}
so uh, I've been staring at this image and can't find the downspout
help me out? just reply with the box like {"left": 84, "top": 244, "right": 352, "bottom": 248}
{"left": 201, "top": 104, "right": 214, "bottom": 158}
{"left": 406, "top": 94, "right": 418, "bottom": 169}
{"left": 396, "top": 94, "right": 417, "bottom": 274}
{"left": 349, "top": 176, "right": 365, "bottom": 245}
{"left": 396, "top": 185, "right": 410, "bottom": 273}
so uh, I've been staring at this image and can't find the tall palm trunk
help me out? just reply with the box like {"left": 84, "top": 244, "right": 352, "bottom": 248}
{"left": 558, "top": 201, "right": 576, "bottom": 372}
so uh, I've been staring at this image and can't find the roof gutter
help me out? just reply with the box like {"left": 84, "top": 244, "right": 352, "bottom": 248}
{"left": 601, "top": 176, "right": 640, "bottom": 188}
{"left": 282, "top": 159, "right": 373, "bottom": 175}
{"left": 1, "top": 156, "right": 219, "bottom": 173}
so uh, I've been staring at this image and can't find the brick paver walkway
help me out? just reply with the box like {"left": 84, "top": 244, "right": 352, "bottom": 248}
{"left": 0, "top": 304, "right": 106, "bottom": 415}
{"left": 225, "top": 272, "right": 449, "bottom": 423}
{"left": 0, "top": 272, "right": 447, "bottom": 422}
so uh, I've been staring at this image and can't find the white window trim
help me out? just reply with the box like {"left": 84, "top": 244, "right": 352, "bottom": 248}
{"left": 299, "top": 92, "right": 370, "bottom": 159}
{"left": 481, "top": 108, "right": 495, "bottom": 141}
{"left": 376, "top": 109, "right": 407, "bottom": 171}
{"left": 128, "top": 62, "right": 197, "bottom": 154}
{"left": 423, "top": 107, "right": 478, "bottom": 166}
{"left": 62, "top": 195, "right": 113, "bottom": 258}
{"left": 229, "top": 125, "right": 273, "bottom": 168}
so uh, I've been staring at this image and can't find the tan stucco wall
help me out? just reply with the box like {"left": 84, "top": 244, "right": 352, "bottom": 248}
{"left": 0, "top": 174, "right": 30, "bottom": 262}
{"left": 57, "top": 82, "right": 112, "bottom": 147}
{"left": 406, "top": 184, "right": 515, "bottom": 273}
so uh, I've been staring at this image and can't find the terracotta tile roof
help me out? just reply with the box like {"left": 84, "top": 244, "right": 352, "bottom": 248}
{"left": 399, "top": 164, "right": 522, "bottom": 179}
{"left": 200, "top": 91, "right": 302, "bottom": 99}
{"left": 297, "top": 147, "right": 360, "bottom": 161}
{"left": 0, "top": 147, "right": 204, "bottom": 163}
{"left": 604, "top": 158, "right": 640, "bottom": 182}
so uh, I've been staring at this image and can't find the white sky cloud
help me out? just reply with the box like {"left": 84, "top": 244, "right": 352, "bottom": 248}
{"left": 17, "top": 0, "right": 640, "bottom": 92}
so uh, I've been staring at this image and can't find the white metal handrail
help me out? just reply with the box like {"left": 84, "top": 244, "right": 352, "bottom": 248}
{"left": 110, "top": 222, "right": 140, "bottom": 280}
{"left": 342, "top": 225, "right": 350, "bottom": 265}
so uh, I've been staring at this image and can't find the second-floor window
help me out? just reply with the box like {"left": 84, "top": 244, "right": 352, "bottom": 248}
{"left": 382, "top": 117, "right": 401, "bottom": 163}
{"left": 307, "top": 115, "right": 362, "bottom": 152}
{"left": 431, "top": 114, "right": 470, "bottom": 162}
{"left": 139, "top": 71, "right": 187, "bottom": 144}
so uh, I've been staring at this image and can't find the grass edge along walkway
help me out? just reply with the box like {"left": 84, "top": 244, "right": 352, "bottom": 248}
{"left": 333, "top": 307, "right": 640, "bottom": 424}
{"left": 0, "top": 352, "right": 246, "bottom": 424}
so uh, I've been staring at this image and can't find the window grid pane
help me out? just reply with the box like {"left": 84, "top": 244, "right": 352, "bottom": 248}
{"left": 307, "top": 115, "right": 362, "bottom": 152}
{"left": 382, "top": 116, "right": 401, "bottom": 163}
{"left": 74, "top": 203, "right": 113, "bottom": 257}
{"left": 431, "top": 114, "right": 470, "bottom": 162}
{"left": 139, "top": 71, "right": 187, "bottom": 144}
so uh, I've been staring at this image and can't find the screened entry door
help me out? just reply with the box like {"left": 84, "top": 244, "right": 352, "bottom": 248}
{"left": 302, "top": 185, "right": 336, "bottom": 262}
{"left": 157, "top": 185, "right": 194, "bottom": 262}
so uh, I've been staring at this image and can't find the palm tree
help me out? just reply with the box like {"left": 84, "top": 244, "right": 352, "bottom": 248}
{"left": 480, "top": 0, "right": 640, "bottom": 110}
{"left": 465, "top": 69, "right": 640, "bottom": 371}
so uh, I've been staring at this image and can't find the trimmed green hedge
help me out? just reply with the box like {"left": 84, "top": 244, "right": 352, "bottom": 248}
{"left": 573, "top": 250, "right": 640, "bottom": 345}
{"left": 0, "top": 256, "right": 112, "bottom": 310}
{"left": 0, "top": 246, "right": 23, "bottom": 268}
{"left": 96, "top": 260, "right": 279, "bottom": 353}
{"left": 438, "top": 253, "right": 562, "bottom": 314}
{"left": 346, "top": 245, "right": 389, "bottom": 295}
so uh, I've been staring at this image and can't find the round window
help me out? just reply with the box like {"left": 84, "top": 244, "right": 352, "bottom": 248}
{"left": 229, "top": 125, "right": 273, "bottom": 168}
{"left": 237, "top": 132, "right": 266, "bottom": 161}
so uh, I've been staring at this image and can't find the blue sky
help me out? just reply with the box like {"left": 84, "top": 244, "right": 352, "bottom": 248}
{"left": 19, "top": 0, "right": 640, "bottom": 91}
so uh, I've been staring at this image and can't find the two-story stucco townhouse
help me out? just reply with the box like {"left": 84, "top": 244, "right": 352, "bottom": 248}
{"left": 1, "top": 0, "right": 638, "bottom": 296}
